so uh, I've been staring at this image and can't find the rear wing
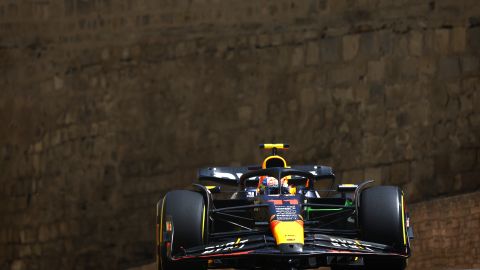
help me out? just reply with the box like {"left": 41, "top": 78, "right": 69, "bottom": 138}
{"left": 198, "top": 165, "right": 335, "bottom": 185}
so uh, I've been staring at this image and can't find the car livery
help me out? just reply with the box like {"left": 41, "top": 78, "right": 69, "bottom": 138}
{"left": 156, "top": 144, "right": 413, "bottom": 270}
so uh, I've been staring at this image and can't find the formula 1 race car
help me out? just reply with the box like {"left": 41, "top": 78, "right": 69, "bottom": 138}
{"left": 156, "top": 144, "right": 413, "bottom": 270}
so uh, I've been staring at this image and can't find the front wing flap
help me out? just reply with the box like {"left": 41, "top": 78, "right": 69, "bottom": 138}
{"left": 169, "top": 234, "right": 407, "bottom": 261}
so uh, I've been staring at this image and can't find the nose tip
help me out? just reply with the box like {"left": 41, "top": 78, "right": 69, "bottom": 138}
{"left": 278, "top": 243, "right": 303, "bottom": 253}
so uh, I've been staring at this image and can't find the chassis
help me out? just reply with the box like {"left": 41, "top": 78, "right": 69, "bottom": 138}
{"left": 156, "top": 145, "right": 413, "bottom": 270}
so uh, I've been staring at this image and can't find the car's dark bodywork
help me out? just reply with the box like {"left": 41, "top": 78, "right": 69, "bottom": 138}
{"left": 157, "top": 145, "right": 413, "bottom": 270}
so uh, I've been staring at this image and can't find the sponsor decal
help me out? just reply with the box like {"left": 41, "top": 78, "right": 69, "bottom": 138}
{"left": 212, "top": 172, "right": 243, "bottom": 179}
{"left": 329, "top": 238, "right": 374, "bottom": 251}
{"left": 201, "top": 238, "right": 248, "bottom": 255}
{"left": 268, "top": 199, "right": 299, "bottom": 221}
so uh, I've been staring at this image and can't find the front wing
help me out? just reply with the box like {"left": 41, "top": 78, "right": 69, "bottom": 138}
{"left": 168, "top": 234, "right": 407, "bottom": 262}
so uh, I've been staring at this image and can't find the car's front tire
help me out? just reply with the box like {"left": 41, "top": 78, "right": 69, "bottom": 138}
{"left": 157, "top": 190, "right": 207, "bottom": 270}
{"left": 358, "top": 186, "right": 408, "bottom": 270}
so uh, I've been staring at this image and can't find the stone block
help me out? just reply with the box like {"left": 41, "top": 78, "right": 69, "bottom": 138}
{"left": 359, "top": 31, "right": 380, "bottom": 57}
{"left": 342, "top": 34, "right": 359, "bottom": 61}
{"left": 305, "top": 41, "right": 319, "bottom": 66}
{"left": 467, "top": 27, "right": 480, "bottom": 51}
{"left": 34, "top": 142, "right": 43, "bottom": 152}
{"left": 451, "top": 27, "right": 466, "bottom": 53}
{"left": 456, "top": 171, "right": 480, "bottom": 192}
{"left": 258, "top": 34, "right": 270, "bottom": 47}
{"left": 434, "top": 29, "right": 450, "bottom": 54}
{"left": 398, "top": 57, "right": 418, "bottom": 80}
{"left": 320, "top": 37, "right": 341, "bottom": 63}
{"left": 450, "top": 149, "right": 476, "bottom": 173}
{"left": 461, "top": 56, "right": 479, "bottom": 74}
{"left": 437, "top": 56, "right": 461, "bottom": 80}
{"left": 364, "top": 167, "right": 383, "bottom": 182}
{"left": 271, "top": 34, "right": 282, "bottom": 46}
{"left": 341, "top": 169, "right": 365, "bottom": 183}
{"left": 328, "top": 65, "right": 358, "bottom": 85}
{"left": 368, "top": 83, "right": 385, "bottom": 104}
{"left": 411, "top": 158, "right": 435, "bottom": 197}
{"left": 367, "top": 58, "right": 385, "bottom": 82}
{"left": 332, "top": 87, "right": 354, "bottom": 103}
{"left": 409, "top": 30, "right": 423, "bottom": 56}
{"left": 237, "top": 106, "right": 252, "bottom": 123}
{"left": 19, "top": 229, "right": 36, "bottom": 244}
{"left": 299, "top": 87, "right": 316, "bottom": 108}
{"left": 53, "top": 76, "right": 64, "bottom": 90}
{"left": 59, "top": 222, "right": 69, "bottom": 237}
{"left": 328, "top": 0, "right": 349, "bottom": 11}
{"left": 389, "top": 162, "right": 410, "bottom": 185}
{"left": 10, "top": 260, "right": 26, "bottom": 270}
{"left": 385, "top": 84, "right": 406, "bottom": 109}
{"left": 364, "top": 111, "right": 386, "bottom": 136}
{"left": 303, "top": 30, "right": 318, "bottom": 40}
{"left": 377, "top": 30, "right": 393, "bottom": 55}
{"left": 32, "top": 244, "right": 41, "bottom": 256}
{"left": 38, "top": 225, "right": 49, "bottom": 242}
{"left": 291, "top": 46, "right": 304, "bottom": 67}
{"left": 418, "top": 57, "right": 437, "bottom": 77}
{"left": 18, "top": 245, "right": 32, "bottom": 258}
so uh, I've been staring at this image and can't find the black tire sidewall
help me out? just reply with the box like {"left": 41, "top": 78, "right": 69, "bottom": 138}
{"left": 359, "top": 186, "right": 407, "bottom": 269}
{"left": 159, "top": 190, "right": 206, "bottom": 270}
{"left": 359, "top": 186, "right": 405, "bottom": 250}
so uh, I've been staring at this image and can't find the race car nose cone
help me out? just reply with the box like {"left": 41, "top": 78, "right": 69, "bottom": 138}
{"left": 278, "top": 243, "right": 303, "bottom": 253}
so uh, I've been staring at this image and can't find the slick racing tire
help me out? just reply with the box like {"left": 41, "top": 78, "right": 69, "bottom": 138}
{"left": 158, "top": 190, "right": 207, "bottom": 270}
{"left": 359, "top": 186, "right": 407, "bottom": 270}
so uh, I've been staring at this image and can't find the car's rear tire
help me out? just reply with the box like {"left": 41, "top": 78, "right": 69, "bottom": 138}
{"left": 359, "top": 186, "right": 407, "bottom": 270}
{"left": 157, "top": 190, "right": 207, "bottom": 270}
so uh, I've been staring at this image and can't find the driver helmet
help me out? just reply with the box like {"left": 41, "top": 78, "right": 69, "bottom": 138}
{"left": 258, "top": 176, "right": 290, "bottom": 195}
{"left": 257, "top": 155, "right": 296, "bottom": 195}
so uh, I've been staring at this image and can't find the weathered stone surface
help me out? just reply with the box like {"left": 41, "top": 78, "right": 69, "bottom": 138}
{"left": 467, "top": 27, "right": 480, "bottom": 51}
{"left": 291, "top": 46, "right": 305, "bottom": 67}
{"left": 320, "top": 37, "right": 341, "bottom": 63}
{"left": 409, "top": 30, "right": 424, "bottom": 56}
{"left": 367, "top": 58, "right": 385, "bottom": 82}
{"left": 438, "top": 56, "right": 461, "bottom": 80}
{"left": 305, "top": 41, "right": 320, "bottom": 66}
{"left": 364, "top": 167, "right": 383, "bottom": 183}
{"left": 461, "top": 56, "right": 479, "bottom": 74}
{"left": 10, "top": 260, "right": 26, "bottom": 270}
{"left": 342, "top": 34, "right": 360, "bottom": 61}
{"left": 389, "top": 162, "right": 410, "bottom": 186}
{"left": 452, "top": 27, "right": 467, "bottom": 53}
{"left": 434, "top": 29, "right": 451, "bottom": 54}
{"left": 409, "top": 192, "right": 480, "bottom": 269}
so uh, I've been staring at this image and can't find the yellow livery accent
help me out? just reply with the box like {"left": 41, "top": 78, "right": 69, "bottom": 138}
{"left": 271, "top": 221, "right": 304, "bottom": 245}
{"left": 401, "top": 195, "right": 407, "bottom": 246}
{"left": 262, "top": 155, "right": 288, "bottom": 169}
{"left": 202, "top": 205, "right": 206, "bottom": 240}
{"left": 159, "top": 197, "right": 166, "bottom": 245}
{"left": 158, "top": 197, "right": 166, "bottom": 266}
{"left": 260, "top": 144, "right": 289, "bottom": 149}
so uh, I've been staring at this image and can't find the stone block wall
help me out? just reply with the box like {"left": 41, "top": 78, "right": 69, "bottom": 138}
{"left": 0, "top": 0, "right": 479, "bottom": 269}
{"left": 408, "top": 191, "right": 480, "bottom": 269}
